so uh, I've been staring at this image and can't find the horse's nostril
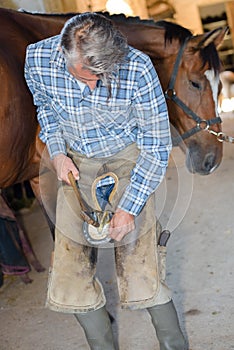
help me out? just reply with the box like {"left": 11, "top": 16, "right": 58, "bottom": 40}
{"left": 203, "top": 153, "right": 215, "bottom": 172}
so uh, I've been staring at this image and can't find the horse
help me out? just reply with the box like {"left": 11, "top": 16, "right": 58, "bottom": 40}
{"left": 0, "top": 8, "right": 227, "bottom": 214}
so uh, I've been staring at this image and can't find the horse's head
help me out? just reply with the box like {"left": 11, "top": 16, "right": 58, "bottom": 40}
{"left": 117, "top": 17, "right": 228, "bottom": 175}
{"left": 160, "top": 23, "right": 228, "bottom": 175}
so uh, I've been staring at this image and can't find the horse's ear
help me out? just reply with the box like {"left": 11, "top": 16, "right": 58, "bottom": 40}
{"left": 195, "top": 27, "right": 229, "bottom": 49}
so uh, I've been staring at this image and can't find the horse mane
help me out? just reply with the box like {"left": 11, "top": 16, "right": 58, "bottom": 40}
{"left": 154, "top": 20, "right": 221, "bottom": 73}
{"left": 154, "top": 20, "right": 192, "bottom": 44}
{"left": 19, "top": 9, "right": 221, "bottom": 73}
{"left": 19, "top": 9, "right": 192, "bottom": 42}
{"left": 200, "top": 43, "right": 221, "bottom": 74}
{"left": 19, "top": 8, "right": 157, "bottom": 25}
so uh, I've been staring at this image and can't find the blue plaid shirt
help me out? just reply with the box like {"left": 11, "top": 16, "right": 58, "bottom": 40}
{"left": 24, "top": 35, "right": 172, "bottom": 216}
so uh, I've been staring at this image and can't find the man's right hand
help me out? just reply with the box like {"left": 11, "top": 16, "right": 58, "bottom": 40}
{"left": 52, "top": 154, "right": 79, "bottom": 184}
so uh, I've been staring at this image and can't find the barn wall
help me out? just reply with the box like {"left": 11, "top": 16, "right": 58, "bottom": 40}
{"left": 0, "top": 0, "right": 149, "bottom": 17}
{"left": 0, "top": 0, "right": 45, "bottom": 11}
{"left": 172, "top": 0, "right": 234, "bottom": 34}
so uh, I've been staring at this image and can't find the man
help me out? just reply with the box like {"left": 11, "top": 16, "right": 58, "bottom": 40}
{"left": 24, "top": 12, "right": 187, "bottom": 350}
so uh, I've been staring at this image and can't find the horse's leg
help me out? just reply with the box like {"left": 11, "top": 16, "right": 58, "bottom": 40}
{"left": 18, "top": 225, "right": 45, "bottom": 273}
{"left": 29, "top": 174, "right": 56, "bottom": 240}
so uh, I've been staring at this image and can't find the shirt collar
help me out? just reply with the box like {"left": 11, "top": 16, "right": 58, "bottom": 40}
{"left": 50, "top": 40, "right": 66, "bottom": 71}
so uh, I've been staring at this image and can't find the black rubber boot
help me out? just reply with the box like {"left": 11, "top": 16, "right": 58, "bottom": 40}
{"left": 147, "top": 300, "right": 187, "bottom": 350}
{"left": 74, "top": 307, "right": 116, "bottom": 350}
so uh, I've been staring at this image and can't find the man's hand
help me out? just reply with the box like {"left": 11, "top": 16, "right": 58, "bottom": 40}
{"left": 109, "top": 208, "right": 135, "bottom": 242}
{"left": 52, "top": 154, "right": 79, "bottom": 184}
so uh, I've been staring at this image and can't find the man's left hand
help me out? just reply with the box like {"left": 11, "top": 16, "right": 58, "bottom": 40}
{"left": 109, "top": 208, "right": 135, "bottom": 241}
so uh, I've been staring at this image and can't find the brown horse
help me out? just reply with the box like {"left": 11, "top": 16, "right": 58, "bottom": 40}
{"left": 0, "top": 8, "right": 227, "bottom": 205}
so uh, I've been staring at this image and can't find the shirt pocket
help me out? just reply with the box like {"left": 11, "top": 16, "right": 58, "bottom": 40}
{"left": 50, "top": 98, "right": 82, "bottom": 141}
{"left": 95, "top": 102, "right": 134, "bottom": 130}
{"left": 50, "top": 89, "right": 81, "bottom": 121}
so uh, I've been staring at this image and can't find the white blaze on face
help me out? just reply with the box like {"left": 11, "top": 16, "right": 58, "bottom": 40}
{"left": 204, "top": 69, "right": 219, "bottom": 117}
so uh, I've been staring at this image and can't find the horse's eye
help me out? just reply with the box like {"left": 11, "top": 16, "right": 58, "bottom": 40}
{"left": 190, "top": 80, "right": 201, "bottom": 90}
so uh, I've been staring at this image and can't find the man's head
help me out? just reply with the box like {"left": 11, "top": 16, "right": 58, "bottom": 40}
{"left": 60, "top": 12, "right": 129, "bottom": 88}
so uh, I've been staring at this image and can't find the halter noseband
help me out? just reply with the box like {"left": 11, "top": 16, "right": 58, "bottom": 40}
{"left": 164, "top": 38, "right": 222, "bottom": 146}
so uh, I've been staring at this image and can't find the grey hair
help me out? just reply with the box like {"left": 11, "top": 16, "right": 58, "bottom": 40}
{"left": 60, "top": 12, "right": 129, "bottom": 90}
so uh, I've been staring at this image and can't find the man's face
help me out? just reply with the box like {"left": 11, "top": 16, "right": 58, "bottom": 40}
{"left": 68, "top": 63, "right": 98, "bottom": 89}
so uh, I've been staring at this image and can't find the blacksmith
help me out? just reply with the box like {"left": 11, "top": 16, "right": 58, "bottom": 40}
{"left": 24, "top": 12, "right": 186, "bottom": 350}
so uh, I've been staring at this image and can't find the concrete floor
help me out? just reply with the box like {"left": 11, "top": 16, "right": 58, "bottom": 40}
{"left": 1, "top": 113, "right": 234, "bottom": 350}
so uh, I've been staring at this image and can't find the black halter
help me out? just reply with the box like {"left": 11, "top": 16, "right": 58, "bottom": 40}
{"left": 164, "top": 38, "right": 222, "bottom": 146}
